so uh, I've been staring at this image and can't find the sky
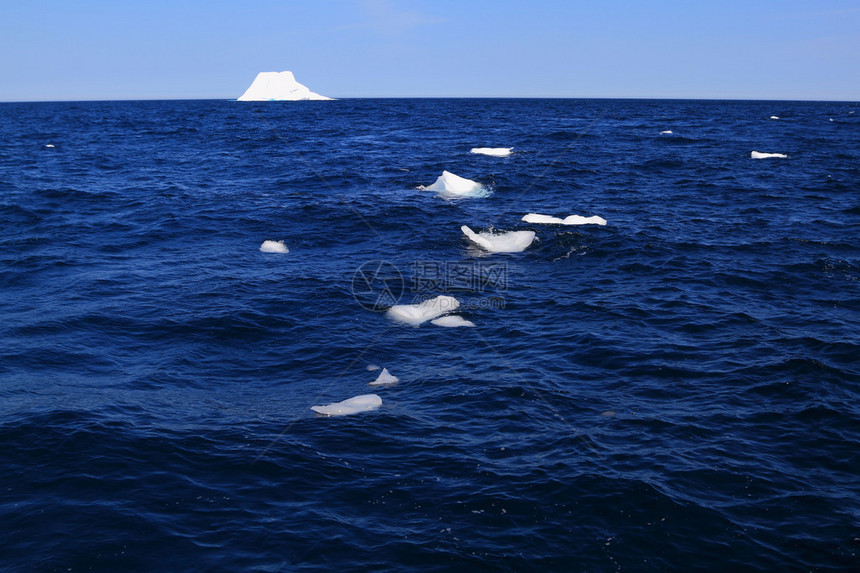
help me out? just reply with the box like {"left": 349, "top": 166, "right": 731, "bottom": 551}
{"left": 1, "top": 0, "right": 858, "bottom": 101}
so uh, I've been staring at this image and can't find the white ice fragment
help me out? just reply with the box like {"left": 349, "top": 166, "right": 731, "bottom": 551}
{"left": 311, "top": 394, "right": 382, "bottom": 416}
{"left": 45, "top": 144, "right": 55, "bottom": 148}
{"left": 260, "top": 240, "right": 289, "bottom": 253}
{"left": 419, "top": 171, "right": 488, "bottom": 198}
{"left": 366, "top": 364, "right": 381, "bottom": 371}
{"left": 238, "top": 71, "right": 331, "bottom": 101}
{"left": 562, "top": 214, "right": 607, "bottom": 226}
{"left": 751, "top": 151, "right": 787, "bottom": 159}
{"left": 369, "top": 367, "right": 399, "bottom": 386}
{"left": 660, "top": 130, "right": 673, "bottom": 134}
{"left": 386, "top": 295, "right": 460, "bottom": 326}
{"left": 770, "top": 116, "right": 779, "bottom": 120}
{"left": 431, "top": 315, "right": 475, "bottom": 328}
{"left": 461, "top": 225, "right": 535, "bottom": 253}
{"left": 470, "top": 147, "right": 513, "bottom": 157}
{"left": 522, "top": 213, "right": 565, "bottom": 224}
{"left": 522, "top": 213, "right": 606, "bottom": 226}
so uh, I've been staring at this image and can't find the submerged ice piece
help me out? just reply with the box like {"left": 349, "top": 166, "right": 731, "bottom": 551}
{"left": 431, "top": 315, "right": 475, "bottom": 328}
{"left": 260, "top": 240, "right": 289, "bottom": 253}
{"left": 420, "top": 171, "right": 487, "bottom": 197}
{"left": 461, "top": 225, "right": 535, "bottom": 253}
{"left": 311, "top": 394, "right": 382, "bottom": 416}
{"left": 751, "top": 151, "right": 787, "bottom": 159}
{"left": 369, "top": 368, "right": 399, "bottom": 386}
{"left": 386, "top": 295, "right": 461, "bottom": 326}
{"left": 238, "top": 71, "right": 331, "bottom": 101}
{"left": 470, "top": 147, "right": 513, "bottom": 157}
{"left": 522, "top": 213, "right": 607, "bottom": 226}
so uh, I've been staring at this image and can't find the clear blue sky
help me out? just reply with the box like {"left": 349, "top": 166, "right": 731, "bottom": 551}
{"left": 1, "top": 0, "right": 858, "bottom": 101}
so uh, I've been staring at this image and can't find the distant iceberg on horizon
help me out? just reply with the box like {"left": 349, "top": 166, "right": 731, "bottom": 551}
{"left": 238, "top": 71, "right": 331, "bottom": 101}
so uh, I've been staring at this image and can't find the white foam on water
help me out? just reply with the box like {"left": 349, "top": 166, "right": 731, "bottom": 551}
{"left": 461, "top": 225, "right": 535, "bottom": 253}
{"left": 386, "top": 295, "right": 461, "bottom": 325}
{"left": 770, "top": 116, "right": 779, "bottom": 120}
{"left": 660, "top": 130, "right": 673, "bottom": 134}
{"left": 522, "top": 213, "right": 607, "bottom": 226}
{"left": 260, "top": 240, "right": 289, "bottom": 253}
{"left": 311, "top": 394, "right": 382, "bottom": 416}
{"left": 470, "top": 147, "right": 513, "bottom": 157}
{"left": 431, "top": 315, "right": 475, "bottom": 328}
{"left": 369, "top": 367, "right": 399, "bottom": 386}
{"left": 419, "top": 171, "right": 488, "bottom": 198}
{"left": 751, "top": 151, "right": 787, "bottom": 159}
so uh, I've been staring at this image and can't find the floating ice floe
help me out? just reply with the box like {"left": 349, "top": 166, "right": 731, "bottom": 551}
{"left": 470, "top": 147, "right": 513, "bottom": 157}
{"left": 659, "top": 130, "right": 673, "bottom": 135}
{"left": 45, "top": 144, "right": 55, "bottom": 148}
{"left": 386, "top": 295, "right": 460, "bottom": 326}
{"left": 751, "top": 151, "right": 787, "bottom": 159}
{"left": 431, "top": 315, "right": 475, "bottom": 328}
{"left": 260, "top": 240, "right": 289, "bottom": 253}
{"left": 770, "top": 116, "right": 779, "bottom": 120}
{"left": 366, "top": 364, "right": 381, "bottom": 371}
{"left": 238, "top": 71, "right": 331, "bottom": 101}
{"left": 522, "top": 213, "right": 607, "bottom": 226}
{"left": 461, "top": 225, "right": 535, "bottom": 253}
{"left": 369, "top": 368, "right": 399, "bottom": 386}
{"left": 311, "top": 394, "right": 382, "bottom": 416}
{"left": 419, "top": 171, "right": 489, "bottom": 198}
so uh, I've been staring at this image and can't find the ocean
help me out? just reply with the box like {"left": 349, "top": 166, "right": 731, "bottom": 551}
{"left": 1, "top": 98, "right": 858, "bottom": 571}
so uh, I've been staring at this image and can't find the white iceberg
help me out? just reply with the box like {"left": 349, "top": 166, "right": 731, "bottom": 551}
{"left": 369, "top": 368, "right": 399, "bottom": 386}
{"left": 311, "top": 394, "right": 382, "bottom": 416}
{"left": 751, "top": 151, "right": 787, "bottom": 159}
{"left": 431, "top": 315, "right": 475, "bottom": 328}
{"left": 260, "top": 240, "right": 289, "bottom": 253}
{"left": 419, "top": 170, "right": 488, "bottom": 198}
{"left": 461, "top": 225, "right": 535, "bottom": 253}
{"left": 470, "top": 147, "right": 513, "bottom": 157}
{"left": 386, "top": 295, "right": 460, "bottom": 326}
{"left": 660, "top": 130, "right": 673, "bottom": 135}
{"left": 238, "top": 71, "right": 331, "bottom": 101}
{"left": 522, "top": 213, "right": 607, "bottom": 226}
{"left": 770, "top": 116, "right": 779, "bottom": 120}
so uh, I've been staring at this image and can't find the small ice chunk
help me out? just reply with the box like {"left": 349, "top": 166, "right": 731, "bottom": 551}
{"left": 522, "top": 213, "right": 565, "bottom": 224}
{"left": 522, "top": 213, "right": 606, "bottom": 226}
{"left": 386, "top": 295, "right": 460, "bottom": 325}
{"left": 369, "top": 367, "right": 399, "bottom": 386}
{"left": 420, "top": 171, "right": 488, "bottom": 197}
{"left": 770, "top": 116, "right": 779, "bottom": 120}
{"left": 311, "top": 394, "right": 382, "bottom": 416}
{"left": 562, "top": 214, "right": 607, "bottom": 226}
{"left": 366, "top": 364, "right": 381, "bottom": 371}
{"left": 751, "top": 151, "right": 787, "bottom": 159}
{"left": 461, "top": 225, "right": 535, "bottom": 253}
{"left": 45, "top": 144, "right": 55, "bottom": 148}
{"left": 260, "top": 240, "right": 289, "bottom": 253}
{"left": 431, "top": 315, "right": 475, "bottom": 328}
{"left": 659, "top": 130, "right": 673, "bottom": 134}
{"left": 470, "top": 147, "right": 513, "bottom": 157}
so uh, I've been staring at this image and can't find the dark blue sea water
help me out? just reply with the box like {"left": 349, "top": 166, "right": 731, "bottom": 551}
{"left": 1, "top": 98, "right": 858, "bottom": 571}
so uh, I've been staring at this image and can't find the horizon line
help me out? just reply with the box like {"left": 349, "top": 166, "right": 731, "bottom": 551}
{"left": 2, "top": 95, "right": 858, "bottom": 104}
